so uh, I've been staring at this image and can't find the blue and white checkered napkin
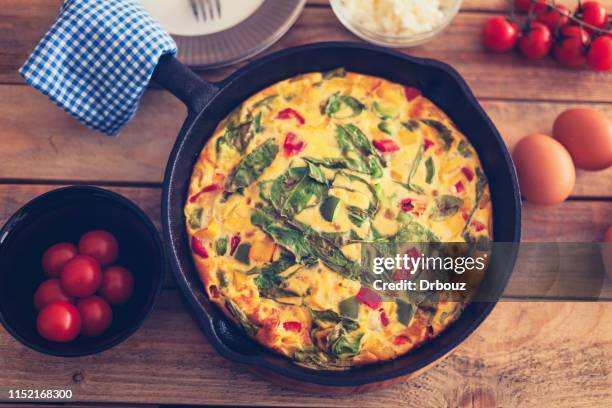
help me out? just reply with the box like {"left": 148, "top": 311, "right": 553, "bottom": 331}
{"left": 20, "top": 0, "right": 177, "bottom": 136}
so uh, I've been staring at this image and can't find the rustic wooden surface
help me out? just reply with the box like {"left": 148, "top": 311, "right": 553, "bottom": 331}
{"left": 1, "top": 0, "right": 611, "bottom": 406}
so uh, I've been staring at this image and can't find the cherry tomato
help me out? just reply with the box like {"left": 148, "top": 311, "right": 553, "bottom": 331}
{"left": 554, "top": 25, "right": 591, "bottom": 67}
{"left": 482, "top": 17, "right": 520, "bottom": 53}
{"left": 78, "top": 230, "right": 119, "bottom": 267}
{"left": 60, "top": 255, "right": 102, "bottom": 298}
{"left": 576, "top": 1, "right": 609, "bottom": 30}
{"left": 537, "top": 4, "right": 570, "bottom": 31}
{"left": 41, "top": 242, "right": 77, "bottom": 278}
{"left": 33, "top": 279, "right": 74, "bottom": 311}
{"left": 519, "top": 22, "right": 553, "bottom": 59}
{"left": 77, "top": 296, "right": 113, "bottom": 337}
{"left": 587, "top": 35, "right": 612, "bottom": 71}
{"left": 36, "top": 301, "right": 81, "bottom": 342}
{"left": 99, "top": 266, "right": 134, "bottom": 305}
{"left": 515, "top": 0, "right": 548, "bottom": 14}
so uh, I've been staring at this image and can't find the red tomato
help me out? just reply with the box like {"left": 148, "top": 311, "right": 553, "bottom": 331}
{"left": 554, "top": 25, "right": 591, "bottom": 67}
{"left": 482, "top": 17, "right": 520, "bottom": 53}
{"left": 588, "top": 36, "right": 612, "bottom": 71}
{"left": 60, "top": 255, "right": 102, "bottom": 298}
{"left": 576, "top": 1, "right": 609, "bottom": 30}
{"left": 78, "top": 230, "right": 119, "bottom": 267}
{"left": 536, "top": 4, "right": 570, "bottom": 31}
{"left": 36, "top": 301, "right": 81, "bottom": 342}
{"left": 519, "top": 22, "right": 553, "bottom": 59}
{"left": 33, "top": 279, "right": 74, "bottom": 311}
{"left": 41, "top": 242, "right": 77, "bottom": 278}
{"left": 100, "top": 266, "right": 135, "bottom": 305}
{"left": 77, "top": 296, "right": 113, "bottom": 337}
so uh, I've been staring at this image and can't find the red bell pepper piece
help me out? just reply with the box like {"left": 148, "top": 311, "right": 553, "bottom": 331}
{"left": 380, "top": 310, "right": 389, "bottom": 327}
{"left": 461, "top": 166, "right": 474, "bottom": 181}
{"left": 423, "top": 138, "right": 434, "bottom": 151}
{"left": 283, "top": 132, "right": 306, "bottom": 156}
{"left": 461, "top": 211, "right": 469, "bottom": 221}
{"left": 191, "top": 236, "right": 209, "bottom": 258}
{"left": 277, "top": 108, "right": 305, "bottom": 125}
{"left": 406, "top": 247, "right": 420, "bottom": 260}
{"left": 356, "top": 287, "right": 381, "bottom": 309}
{"left": 404, "top": 86, "right": 421, "bottom": 101}
{"left": 209, "top": 285, "right": 219, "bottom": 298}
{"left": 229, "top": 234, "right": 241, "bottom": 256}
{"left": 472, "top": 220, "right": 486, "bottom": 232}
{"left": 394, "top": 247, "right": 420, "bottom": 281}
{"left": 400, "top": 198, "right": 414, "bottom": 212}
{"left": 283, "top": 321, "right": 302, "bottom": 332}
{"left": 373, "top": 139, "right": 400, "bottom": 153}
{"left": 393, "top": 335, "right": 411, "bottom": 345}
{"left": 393, "top": 269, "right": 410, "bottom": 281}
{"left": 455, "top": 181, "right": 465, "bottom": 193}
{"left": 189, "top": 183, "right": 219, "bottom": 203}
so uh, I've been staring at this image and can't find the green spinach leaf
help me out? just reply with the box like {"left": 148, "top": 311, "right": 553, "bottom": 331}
{"left": 421, "top": 119, "right": 454, "bottom": 151}
{"left": 425, "top": 157, "right": 435, "bottom": 184}
{"left": 430, "top": 195, "right": 463, "bottom": 221}
{"left": 225, "top": 138, "right": 279, "bottom": 192}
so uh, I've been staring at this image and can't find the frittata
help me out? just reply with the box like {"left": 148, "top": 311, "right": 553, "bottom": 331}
{"left": 184, "top": 69, "right": 493, "bottom": 370}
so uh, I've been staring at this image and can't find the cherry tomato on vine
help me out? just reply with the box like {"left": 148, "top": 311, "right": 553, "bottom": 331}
{"left": 77, "top": 296, "right": 113, "bottom": 337}
{"left": 33, "top": 279, "right": 74, "bottom": 311}
{"left": 520, "top": 22, "right": 553, "bottom": 59}
{"left": 554, "top": 25, "right": 591, "bottom": 67}
{"left": 515, "top": 0, "right": 548, "bottom": 14}
{"left": 78, "top": 230, "right": 119, "bottom": 267}
{"left": 537, "top": 4, "right": 570, "bottom": 31}
{"left": 99, "top": 266, "right": 134, "bottom": 305}
{"left": 482, "top": 17, "right": 520, "bottom": 53}
{"left": 576, "top": 1, "right": 609, "bottom": 30}
{"left": 41, "top": 242, "right": 77, "bottom": 278}
{"left": 587, "top": 36, "right": 612, "bottom": 71}
{"left": 36, "top": 301, "right": 81, "bottom": 342}
{"left": 60, "top": 255, "right": 102, "bottom": 298}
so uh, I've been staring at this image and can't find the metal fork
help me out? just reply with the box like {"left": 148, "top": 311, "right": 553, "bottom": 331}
{"left": 190, "top": 0, "right": 222, "bottom": 22}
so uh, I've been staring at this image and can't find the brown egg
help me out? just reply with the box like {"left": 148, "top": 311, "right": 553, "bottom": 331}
{"left": 512, "top": 134, "right": 575, "bottom": 205}
{"left": 553, "top": 107, "right": 612, "bottom": 171}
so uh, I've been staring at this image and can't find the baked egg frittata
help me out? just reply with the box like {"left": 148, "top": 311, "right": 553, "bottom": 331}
{"left": 184, "top": 69, "right": 493, "bottom": 370}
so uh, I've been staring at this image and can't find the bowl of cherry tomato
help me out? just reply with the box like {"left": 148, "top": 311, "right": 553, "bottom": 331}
{"left": 0, "top": 186, "right": 165, "bottom": 356}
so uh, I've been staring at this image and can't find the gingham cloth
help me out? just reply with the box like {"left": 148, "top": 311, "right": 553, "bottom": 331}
{"left": 20, "top": 0, "right": 177, "bottom": 136}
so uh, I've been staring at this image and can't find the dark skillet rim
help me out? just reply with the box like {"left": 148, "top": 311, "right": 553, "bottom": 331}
{"left": 0, "top": 185, "right": 166, "bottom": 357}
{"left": 162, "top": 42, "right": 522, "bottom": 386}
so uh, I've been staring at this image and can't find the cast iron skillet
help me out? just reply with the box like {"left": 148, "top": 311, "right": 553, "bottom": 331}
{"left": 153, "top": 42, "right": 521, "bottom": 387}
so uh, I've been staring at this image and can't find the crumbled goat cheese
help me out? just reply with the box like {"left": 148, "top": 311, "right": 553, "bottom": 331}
{"left": 338, "top": 0, "right": 449, "bottom": 36}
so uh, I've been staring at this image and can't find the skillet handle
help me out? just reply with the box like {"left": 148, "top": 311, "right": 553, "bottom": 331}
{"left": 152, "top": 54, "right": 219, "bottom": 114}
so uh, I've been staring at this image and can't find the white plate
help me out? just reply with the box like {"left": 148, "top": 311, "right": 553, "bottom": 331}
{"left": 141, "top": 0, "right": 306, "bottom": 69}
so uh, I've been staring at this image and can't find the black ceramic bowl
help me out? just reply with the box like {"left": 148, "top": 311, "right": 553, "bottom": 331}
{"left": 0, "top": 186, "right": 165, "bottom": 356}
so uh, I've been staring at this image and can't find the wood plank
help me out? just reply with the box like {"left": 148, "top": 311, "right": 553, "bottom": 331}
{"left": 0, "top": 86, "right": 183, "bottom": 185}
{"left": 1, "top": 290, "right": 610, "bottom": 407}
{"left": 2, "top": 4, "right": 611, "bottom": 102}
{"left": 308, "top": 0, "right": 612, "bottom": 11}
{"left": 2, "top": 185, "right": 611, "bottom": 244}
{"left": 1, "top": 184, "right": 611, "bottom": 296}
{"left": 481, "top": 100, "right": 612, "bottom": 198}
{"left": 1, "top": 85, "right": 610, "bottom": 197}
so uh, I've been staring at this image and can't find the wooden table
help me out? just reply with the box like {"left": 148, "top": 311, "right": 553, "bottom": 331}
{"left": 1, "top": 1, "right": 612, "bottom": 406}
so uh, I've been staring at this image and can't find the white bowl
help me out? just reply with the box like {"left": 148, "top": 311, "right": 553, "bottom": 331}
{"left": 330, "top": 0, "right": 463, "bottom": 48}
